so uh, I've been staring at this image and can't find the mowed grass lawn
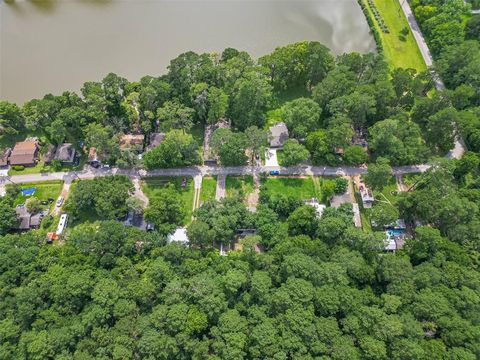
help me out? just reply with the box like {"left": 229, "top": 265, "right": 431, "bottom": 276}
{"left": 365, "top": 0, "right": 426, "bottom": 72}
{"left": 10, "top": 181, "right": 63, "bottom": 208}
{"left": 260, "top": 177, "right": 318, "bottom": 201}
{"left": 226, "top": 176, "right": 254, "bottom": 199}
{"left": 200, "top": 176, "right": 217, "bottom": 203}
{"left": 142, "top": 177, "right": 194, "bottom": 225}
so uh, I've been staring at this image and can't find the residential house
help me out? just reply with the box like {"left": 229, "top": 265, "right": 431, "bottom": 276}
{"left": 146, "top": 132, "right": 166, "bottom": 151}
{"left": 269, "top": 122, "right": 289, "bottom": 148}
{"left": 15, "top": 204, "right": 42, "bottom": 231}
{"left": 54, "top": 143, "right": 76, "bottom": 165}
{"left": 9, "top": 140, "right": 39, "bottom": 166}
{"left": 43, "top": 144, "right": 57, "bottom": 164}
{"left": 0, "top": 148, "right": 11, "bottom": 167}
{"left": 203, "top": 119, "right": 230, "bottom": 164}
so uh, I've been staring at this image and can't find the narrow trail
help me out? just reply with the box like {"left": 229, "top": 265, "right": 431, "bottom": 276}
{"left": 132, "top": 177, "right": 149, "bottom": 208}
{"left": 192, "top": 175, "right": 202, "bottom": 219}
{"left": 215, "top": 174, "right": 226, "bottom": 201}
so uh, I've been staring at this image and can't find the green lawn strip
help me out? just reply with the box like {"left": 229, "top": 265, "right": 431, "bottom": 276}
{"left": 200, "top": 176, "right": 217, "bottom": 203}
{"left": 143, "top": 176, "right": 194, "bottom": 225}
{"left": 9, "top": 181, "right": 63, "bottom": 209}
{"left": 354, "top": 190, "right": 373, "bottom": 232}
{"left": 226, "top": 176, "right": 254, "bottom": 200}
{"left": 260, "top": 176, "right": 317, "bottom": 201}
{"left": 365, "top": 0, "right": 426, "bottom": 72}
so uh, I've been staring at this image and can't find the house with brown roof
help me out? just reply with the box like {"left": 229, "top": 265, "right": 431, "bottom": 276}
{"left": 9, "top": 140, "right": 39, "bottom": 166}
{"left": 54, "top": 143, "right": 76, "bottom": 165}
{"left": 119, "top": 134, "right": 144, "bottom": 151}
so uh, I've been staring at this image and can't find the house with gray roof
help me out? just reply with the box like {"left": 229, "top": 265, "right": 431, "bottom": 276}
{"left": 54, "top": 143, "right": 76, "bottom": 165}
{"left": 269, "top": 122, "right": 289, "bottom": 148}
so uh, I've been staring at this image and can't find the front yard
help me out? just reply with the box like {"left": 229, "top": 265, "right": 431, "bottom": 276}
{"left": 260, "top": 176, "right": 318, "bottom": 201}
{"left": 200, "top": 176, "right": 217, "bottom": 203}
{"left": 142, "top": 177, "right": 195, "bottom": 225}
{"left": 226, "top": 176, "right": 254, "bottom": 200}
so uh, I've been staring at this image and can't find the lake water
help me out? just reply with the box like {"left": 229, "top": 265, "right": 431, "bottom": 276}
{"left": 0, "top": 0, "right": 375, "bottom": 104}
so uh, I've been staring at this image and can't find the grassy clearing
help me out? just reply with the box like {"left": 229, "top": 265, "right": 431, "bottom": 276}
{"left": 200, "top": 176, "right": 217, "bottom": 203}
{"left": 373, "top": 177, "right": 400, "bottom": 205}
{"left": 260, "top": 176, "right": 318, "bottom": 201}
{"left": 143, "top": 177, "right": 194, "bottom": 225}
{"left": 9, "top": 181, "right": 63, "bottom": 209}
{"left": 364, "top": 0, "right": 426, "bottom": 72}
{"left": 226, "top": 176, "right": 254, "bottom": 200}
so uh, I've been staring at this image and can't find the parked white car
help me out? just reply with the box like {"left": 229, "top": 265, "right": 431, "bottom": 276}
{"left": 56, "top": 196, "right": 64, "bottom": 207}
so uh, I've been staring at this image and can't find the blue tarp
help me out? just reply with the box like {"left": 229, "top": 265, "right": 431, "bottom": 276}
{"left": 21, "top": 187, "right": 36, "bottom": 196}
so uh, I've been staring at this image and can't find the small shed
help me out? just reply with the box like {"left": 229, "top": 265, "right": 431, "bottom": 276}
{"left": 359, "top": 182, "right": 374, "bottom": 208}
{"left": 167, "top": 227, "right": 189, "bottom": 244}
{"left": 304, "top": 198, "right": 326, "bottom": 218}
{"left": 269, "top": 122, "right": 289, "bottom": 148}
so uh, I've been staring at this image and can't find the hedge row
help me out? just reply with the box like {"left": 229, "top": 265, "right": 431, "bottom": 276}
{"left": 357, "top": 0, "right": 384, "bottom": 53}
{"left": 367, "top": 0, "right": 390, "bottom": 33}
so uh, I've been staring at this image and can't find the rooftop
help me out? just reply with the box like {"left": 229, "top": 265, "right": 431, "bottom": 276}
{"left": 167, "top": 227, "right": 189, "bottom": 244}
{"left": 269, "top": 122, "right": 289, "bottom": 147}
{"left": 54, "top": 143, "right": 75, "bottom": 162}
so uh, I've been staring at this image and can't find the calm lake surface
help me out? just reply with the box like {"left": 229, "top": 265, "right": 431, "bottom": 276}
{"left": 0, "top": 0, "right": 375, "bottom": 104}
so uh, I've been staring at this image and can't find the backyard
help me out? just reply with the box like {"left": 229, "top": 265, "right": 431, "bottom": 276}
{"left": 142, "top": 177, "right": 195, "bottom": 225}
{"left": 260, "top": 176, "right": 318, "bottom": 201}
{"left": 226, "top": 175, "right": 254, "bottom": 200}
{"left": 362, "top": 0, "right": 426, "bottom": 72}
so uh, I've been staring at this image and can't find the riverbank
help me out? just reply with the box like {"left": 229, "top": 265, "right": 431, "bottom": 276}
{"left": 359, "top": 0, "right": 426, "bottom": 71}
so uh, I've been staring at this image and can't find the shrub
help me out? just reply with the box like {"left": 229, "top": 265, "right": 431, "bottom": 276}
{"left": 12, "top": 165, "right": 25, "bottom": 171}
{"left": 334, "top": 178, "right": 349, "bottom": 194}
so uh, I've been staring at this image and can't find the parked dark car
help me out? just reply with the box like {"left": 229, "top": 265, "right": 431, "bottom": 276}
{"left": 269, "top": 170, "right": 280, "bottom": 176}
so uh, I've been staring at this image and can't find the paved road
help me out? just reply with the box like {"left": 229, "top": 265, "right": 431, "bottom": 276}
{"left": 0, "top": 163, "right": 435, "bottom": 186}
{"left": 398, "top": 0, "right": 465, "bottom": 158}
